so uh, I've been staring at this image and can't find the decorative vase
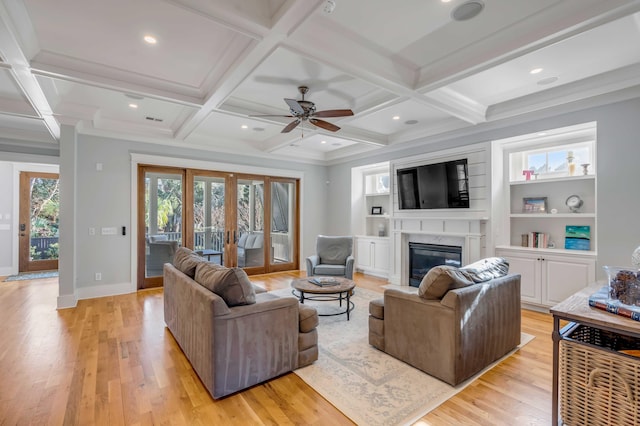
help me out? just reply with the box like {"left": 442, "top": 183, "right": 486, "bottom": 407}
{"left": 378, "top": 223, "right": 385, "bottom": 237}
{"left": 581, "top": 163, "right": 590, "bottom": 175}
{"left": 567, "top": 151, "right": 576, "bottom": 176}
{"left": 632, "top": 246, "right": 640, "bottom": 269}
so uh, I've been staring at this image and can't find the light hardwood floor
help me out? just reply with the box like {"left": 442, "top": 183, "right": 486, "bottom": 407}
{"left": 0, "top": 271, "right": 553, "bottom": 425}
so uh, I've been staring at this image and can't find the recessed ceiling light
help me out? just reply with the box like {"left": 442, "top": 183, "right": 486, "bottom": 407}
{"left": 537, "top": 132, "right": 548, "bottom": 136}
{"left": 441, "top": 0, "right": 452, "bottom": 2}
{"left": 530, "top": 68, "right": 543, "bottom": 75}
{"left": 392, "top": 116, "right": 400, "bottom": 120}
{"left": 241, "top": 125, "right": 248, "bottom": 129}
{"left": 321, "top": 140, "right": 327, "bottom": 144}
{"left": 538, "top": 76, "right": 559, "bottom": 86}
{"left": 143, "top": 35, "right": 157, "bottom": 45}
{"left": 128, "top": 103, "right": 138, "bottom": 109}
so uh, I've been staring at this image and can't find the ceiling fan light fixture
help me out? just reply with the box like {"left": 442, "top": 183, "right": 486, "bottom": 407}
{"left": 451, "top": 0, "right": 484, "bottom": 21}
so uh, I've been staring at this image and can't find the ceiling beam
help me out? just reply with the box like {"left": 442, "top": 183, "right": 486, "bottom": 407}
{"left": 0, "top": 1, "right": 59, "bottom": 140}
{"left": 174, "top": 0, "right": 326, "bottom": 140}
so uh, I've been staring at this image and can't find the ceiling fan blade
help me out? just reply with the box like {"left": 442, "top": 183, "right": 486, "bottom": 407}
{"left": 249, "top": 114, "right": 294, "bottom": 118}
{"left": 284, "top": 98, "right": 304, "bottom": 115}
{"left": 281, "top": 119, "right": 301, "bottom": 133}
{"left": 313, "top": 109, "right": 354, "bottom": 118}
{"left": 309, "top": 118, "right": 340, "bottom": 132}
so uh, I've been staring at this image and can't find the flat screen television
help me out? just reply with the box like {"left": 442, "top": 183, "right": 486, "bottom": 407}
{"left": 397, "top": 159, "right": 470, "bottom": 209}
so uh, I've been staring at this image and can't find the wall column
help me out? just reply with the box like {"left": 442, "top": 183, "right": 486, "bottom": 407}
{"left": 57, "top": 123, "right": 78, "bottom": 309}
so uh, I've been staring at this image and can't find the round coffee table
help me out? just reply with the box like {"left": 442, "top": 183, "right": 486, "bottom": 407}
{"left": 291, "top": 277, "right": 356, "bottom": 320}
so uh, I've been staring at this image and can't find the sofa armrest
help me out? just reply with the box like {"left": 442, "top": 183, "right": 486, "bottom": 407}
{"left": 211, "top": 294, "right": 299, "bottom": 398}
{"left": 345, "top": 255, "right": 355, "bottom": 279}
{"left": 306, "top": 255, "right": 319, "bottom": 276}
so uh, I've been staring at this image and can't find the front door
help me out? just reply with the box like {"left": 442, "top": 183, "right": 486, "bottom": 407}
{"left": 19, "top": 172, "right": 60, "bottom": 272}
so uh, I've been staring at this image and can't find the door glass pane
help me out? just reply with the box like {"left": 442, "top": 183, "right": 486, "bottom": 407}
{"left": 145, "top": 172, "right": 182, "bottom": 277}
{"left": 193, "top": 176, "right": 225, "bottom": 265}
{"left": 29, "top": 177, "right": 59, "bottom": 261}
{"left": 237, "top": 179, "right": 264, "bottom": 268}
{"left": 271, "top": 181, "right": 295, "bottom": 264}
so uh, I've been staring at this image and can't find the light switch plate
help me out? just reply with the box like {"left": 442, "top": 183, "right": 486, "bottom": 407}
{"left": 101, "top": 227, "right": 118, "bottom": 235}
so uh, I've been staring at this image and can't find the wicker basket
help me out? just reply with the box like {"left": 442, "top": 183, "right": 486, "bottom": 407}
{"left": 560, "top": 324, "right": 640, "bottom": 425}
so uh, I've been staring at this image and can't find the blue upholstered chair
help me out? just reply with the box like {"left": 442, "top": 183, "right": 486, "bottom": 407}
{"left": 305, "top": 235, "right": 354, "bottom": 279}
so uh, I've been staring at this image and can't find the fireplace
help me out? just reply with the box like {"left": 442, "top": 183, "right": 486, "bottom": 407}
{"left": 409, "top": 242, "right": 462, "bottom": 287}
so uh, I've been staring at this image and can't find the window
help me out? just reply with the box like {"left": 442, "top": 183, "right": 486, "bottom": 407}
{"left": 510, "top": 141, "right": 594, "bottom": 181}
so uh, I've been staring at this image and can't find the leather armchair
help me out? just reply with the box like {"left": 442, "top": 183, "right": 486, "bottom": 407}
{"left": 306, "top": 235, "right": 354, "bottom": 279}
{"left": 369, "top": 273, "right": 521, "bottom": 386}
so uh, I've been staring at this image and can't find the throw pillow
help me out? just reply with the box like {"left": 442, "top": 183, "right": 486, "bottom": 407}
{"left": 195, "top": 263, "right": 256, "bottom": 307}
{"left": 418, "top": 265, "right": 474, "bottom": 300}
{"left": 459, "top": 257, "right": 509, "bottom": 283}
{"left": 173, "top": 246, "right": 207, "bottom": 278}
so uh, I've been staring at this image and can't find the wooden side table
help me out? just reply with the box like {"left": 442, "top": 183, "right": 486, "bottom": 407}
{"left": 550, "top": 285, "right": 640, "bottom": 425}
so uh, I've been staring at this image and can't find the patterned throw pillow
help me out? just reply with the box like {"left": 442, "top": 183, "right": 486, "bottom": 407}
{"left": 459, "top": 257, "right": 510, "bottom": 283}
{"left": 194, "top": 263, "right": 256, "bottom": 307}
{"left": 418, "top": 265, "right": 474, "bottom": 300}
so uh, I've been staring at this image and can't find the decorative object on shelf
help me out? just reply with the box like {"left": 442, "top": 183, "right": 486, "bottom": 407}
{"left": 565, "top": 225, "right": 590, "bottom": 250}
{"left": 632, "top": 246, "right": 640, "bottom": 268}
{"left": 550, "top": 208, "right": 558, "bottom": 214}
{"left": 371, "top": 206, "right": 383, "bottom": 215}
{"left": 522, "top": 169, "right": 535, "bottom": 181}
{"left": 567, "top": 151, "right": 576, "bottom": 176}
{"left": 378, "top": 223, "right": 386, "bottom": 237}
{"left": 565, "top": 194, "right": 583, "bottom": 213}
{"left": 580, "top": 163, "right": 590, "bottom": 175}
{"left": 548, "top": 240, "right": 556, "bottom": 249}
{"left": 522, "top": 196, "right": 547, "bottom": 213}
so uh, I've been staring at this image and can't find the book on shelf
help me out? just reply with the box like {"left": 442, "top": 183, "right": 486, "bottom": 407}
{"left": 525, "top": 232, "right": 548, "bottom": 248}
{"left": 308, "top": 277, "right": 339, "bottom": 286}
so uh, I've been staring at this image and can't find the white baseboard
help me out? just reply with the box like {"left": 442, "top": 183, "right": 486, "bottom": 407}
{"left": 57, "top": 294, "right": 77, "bottom": 309}
{"left": 76, "top": 282, "right": 136, "bottom": 301}
{"left": 0, "top": 266, "right": 16, "bottom": 276}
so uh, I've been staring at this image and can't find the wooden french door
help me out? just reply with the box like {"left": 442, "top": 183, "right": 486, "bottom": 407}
{"left": 19, "top": 172, "right": 60, "bottom": 272}
{"left": 138, "top": 165, "right": 299, "bottom": 288}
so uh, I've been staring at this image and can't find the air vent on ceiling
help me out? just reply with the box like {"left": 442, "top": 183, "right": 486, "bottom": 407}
{"left": 451, "top": 0, "right": 484, "bottom": 21}
{"left": 146, "top": 116, "right": 163, "bottom": 122}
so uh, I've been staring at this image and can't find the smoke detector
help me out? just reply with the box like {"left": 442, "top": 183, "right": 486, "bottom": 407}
{"left": 323, "top": 0, "right": 336, "bottom": 14}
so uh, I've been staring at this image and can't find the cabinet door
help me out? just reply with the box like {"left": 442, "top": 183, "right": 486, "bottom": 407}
{"left": 542, "top": 255, "right": 595, "bottom": 306}
{"left": 497, "top": 251, "right": 540, "bottom": 304}
{"left": 356, "top": 238, "right": 372, "bottom": 268}
{"left": 372, "top": 240, "right": 390, "bottom": 272}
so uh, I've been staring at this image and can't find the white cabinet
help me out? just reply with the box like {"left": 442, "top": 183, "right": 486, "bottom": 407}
{"left": 496, "top": 247, "right": 596, "bottom": 307}
{"left": 355, "top": 236, "right": 390, "bottom": 278}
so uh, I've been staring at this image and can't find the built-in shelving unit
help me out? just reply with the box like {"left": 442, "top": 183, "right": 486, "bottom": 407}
{"left": 493, "top": 122, "right": 598, "bottom": 309}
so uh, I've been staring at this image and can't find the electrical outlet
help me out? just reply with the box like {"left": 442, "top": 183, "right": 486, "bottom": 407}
{"left": 95, "top": 272, "right": 101, "bottom": 281}
{"left": 89, "top": 227, "right": 95, "bottom": 236}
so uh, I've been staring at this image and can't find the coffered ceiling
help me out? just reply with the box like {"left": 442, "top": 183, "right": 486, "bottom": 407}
{"left": 0, "top": 0, "right": 639, "bottom": 162}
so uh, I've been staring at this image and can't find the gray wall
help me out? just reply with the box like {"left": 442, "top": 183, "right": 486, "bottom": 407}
{"left": 0, "top": 162, "right": 13, "bottom": 271}
{"left": 72, "top": 134, "right": 328, "bottom": 290}
{"left": 327, "top": 96, "right": 640, "bottom": 277}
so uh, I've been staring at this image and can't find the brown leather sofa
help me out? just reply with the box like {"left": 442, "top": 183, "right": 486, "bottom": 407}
{"left": 369, "top": 273, "right": 521, "bottom": 386}
{"left": 164, "top": 247, "right": 318, "bottom": 399}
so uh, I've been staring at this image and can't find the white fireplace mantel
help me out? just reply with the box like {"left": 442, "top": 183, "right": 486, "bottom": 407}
{"left": 388, "top": 218, "right": 486, "bottom": 285}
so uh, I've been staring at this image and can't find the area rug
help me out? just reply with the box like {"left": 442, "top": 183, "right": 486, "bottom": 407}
{"left": 3, "top": 271, "right": 58, "bottom": 282}
{"left": 271, "top": 287, "right": 534, "bottom": 426}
